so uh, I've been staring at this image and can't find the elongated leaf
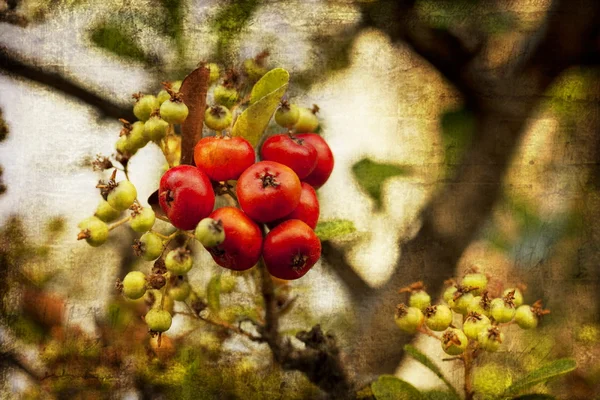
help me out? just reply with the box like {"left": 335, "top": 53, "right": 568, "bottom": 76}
{"left": 180, "top": 65, "right": 210, "bottom": 165}
{"left": 351, "top": 158, "right": 410, "bottom": 210}
{"left": 371, "top": 375, "right": 423, "bottom": 400}
{"left": 315, "top": 219, "right": 356, "bottom": 241}
{"left": 206, "top": 276, "right": 221, "bottom": 312}
{"left": 404, "top": 345, "right": 460, "bottom": 398}
{"left": 231, "top": 68, "right": 289, "bottom": 146}
{"left": 503, "top": 359, "right": 576, "bottom": 396}
{"left": 90, "top": 22, "right": 146, "bottom": 62}
{"left": 512, "top": 395, "right": 556, "bottom": 400}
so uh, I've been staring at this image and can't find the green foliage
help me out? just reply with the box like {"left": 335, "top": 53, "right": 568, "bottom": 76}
{"left": 206, "top": 275, "right": 221, "bottom": 312}
{"left": 371, "top": 375, "right": 423, "bottom": 400}
{"left": 351, "top": 158, "right": 410, "bottom": 210}
{"left": 440, "top": 107, "right": 475, "bottom": 166}
{"left": 231, "top": 68, "right": 289, "bottom": 146}
{"left": 422, "top": 391, "right": 460, "bottom": 400}
{"left": 210, "top": 0, "right": 260, "bottom": 60}
{"left": 503, "top": 359, "right": 577, "bottom": 396}
{"left": 403, "top": 345, "right": 460, "bottom": 397}
{"left": 90, "top": 22, "right": 147, "bottom": 63}
{"left": 315, "top": 219, "right": 356, "bottom": 241}
{"left": 511, "top": 395, "right": 557, "bottom": 400}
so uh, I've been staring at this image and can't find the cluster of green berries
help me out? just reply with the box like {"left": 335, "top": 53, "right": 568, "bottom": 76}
{"left": 394, "top": 274, "right": 550, "bottom": 355}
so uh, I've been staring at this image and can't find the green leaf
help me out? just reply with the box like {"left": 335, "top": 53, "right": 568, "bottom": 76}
{"left": 210, "top": 0, "right": 260, "bottom": 60}
{"left": 371, "top": 375, "right": 423, "bottom": 400}
{"left": 206, "top": 276, "right": 221, "bottom": 312}
{"left": 90, "top": 22, "right": 146, "bottom": 62}
{"left": 404, "top": 345, "right": 460, "bottom": 398}
{"left": 231, "top": 68, "right": 289, "bottom": 146}
{"left": 503, "top": 359, "right": 576, "bottom": 396}
{"left": 512, "top": 395, "right": 556, "bottom": 400}
{"left": 315, "top": 219, "right": 356, "bottom": 241}
{"left": 351, "top": 158, "right": 411, "bottom": 210}
{"left": 422, "top": 391, "right": 460, "bottom": 400}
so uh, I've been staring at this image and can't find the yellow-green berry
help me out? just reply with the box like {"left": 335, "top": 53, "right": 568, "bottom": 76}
{"left": 77, "top": 216, "right": 109, "bottom": 247}
{"left": 463, "top": 311, "right": 491, "bottom": 340}
{"left": 243, "top": 58, "right": 267, "bottom": 82}
{"left": 165, "top": 248, "right": 193, "bottom": 275}
{"left": 145, "top": 308, "right": 172, "bottom": 333}
{"left": 462, "top": 273, "right": 488, "bottom": 296}
{"left": 424, "top": 305, "right": 453, "bottom": 331}
{"left": 478, "top": 326, "right": 504, "bottom": 352}
{"left": 442, "top": 328, "right": 468, "bottom": 355}
{"left": 452, "top": 292, "right": 474, "bottom": 315}
{"left": 274, "top": 101, "right": 299, "bottom": 129}
{"left": 130, "top": 207, "right": 155, "bottom": 233}
{"left": 207, "top": 63, "right": 220, "bottom": 84}
{"left": 144, "top": 115, "right": 169, "bottom": 141}
{"left": 122, "top": 271, "right": 147, "bottom": 300}
{"left": 294, "top": 107, "right": 319, "bottom": 133}
{"left": 160, "top": 99, "right": 188, "bottom": 124}
{"left": 107, "top": 180, "right": 137, "bottom": 211}
{"left": 213, "top": 85, "right": 238, "bottom": 108}
{"left": 133, "top": 94, "right": 160, "bottom": 122}
{"left": 409, "top": 290, "right": 431, "bottom": 311}
{"left": 194, "top": 218, "right": 225, "bottom": 248}
{"left": 204, "top": 105, "right": 232, "bottom": 131}
{"left": 515, "top": 305, "right": 538, "bottom": 329}
{"left": 169, "top": 277, "right": 191, "bottom": 301}
{"left": 95, "top": 198, "right": 120, "bottom": 222}
{"left": 394, "top": 304, "right": 424, "bottom": 333}
{"left": 134, "top": 232, "right": 164, "bottom": 261}
{"left": 504, "top": 288, "right": 523, "bottom": 307}
{"left": 490, "top": 298, "right": 515, "bottom": 323}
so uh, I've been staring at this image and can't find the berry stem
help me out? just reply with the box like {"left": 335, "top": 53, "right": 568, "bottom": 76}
{"left": 416, "top": 325, "right": 441, "bottom": 341}
{"left": 108, "top": 216, "right": 132, "bottom": 231}
{"left": 462, "top": 348, "right": 475, "bottom": 400}
{"left": 177, "top": 307, "right": 263, "bottom": 342}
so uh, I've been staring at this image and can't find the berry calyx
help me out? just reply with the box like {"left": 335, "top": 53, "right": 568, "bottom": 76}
{"left": 213, "top": 85, "right": 239, "bottom": 108}
{"left": 478, "top": 326, "right": 504, "bottom": 352}
{"left": 122, "top": 271, "right": 147, "bottom": 300}
{"left": 160, "top": 95, "right": 189, "bottom": 124}
{"left": 144, "top": 113, "right": 169, "bottom": 141}
{"left": 463, "top": 311, "right": 491, "bottom": 340}
{"left": 129, "top": 205, "right": 156, "bottom": 233}
{"left": 145, "top": 308, "right": 172, "bottom": 333}
{"left": 194, "top": 136, "right": 255, "bottom": 182}
{"left": 77, "top": 216, "right": 109, "bottom": 247}
{"left": 133, "top": 93, "right": 159, "bottom": 122}
{"left": 133, "top": 232, "right": 164, "bottom": 261}
{"left": 295, "top": 134, "right": 334, "bottom": 189}
{"left": 94, "top": 198, "right": 120, "bottom": 222}
{"left": 204, "top": 105, "right": 233, "bottom": 131}
{"left": 107, "top": 180, "right": 137, "bottom": 211}
{"left": 468, "top": 291, "right": 492, "bottom": 317}
{"left": 442, "top": 328, "right": 468, "bottom": 355}
{"left": 293, "top": 105, "right": 319, "bottom": 133}
{"left": 461, "top": 272, "right": 488, "bottom": 296}
{"left": 424, "top": 305, "right": 452, "bottom": 331}
{"left": 165, "top": 247, "right": 193, "bottom": 275}
{"left": 394, "top": 304, "right": 424, "bottom": 333}
{"left": 194, "top": 218, "right": 225, "bottom": 248}
{"left": 504, "top": 287, "right": 523, "bottom": 307}
{"left": 260, "top": 134, "right": 318, "bottom": 179}
{"left": 274, "top": 100, "right": 300, "bottom": 129}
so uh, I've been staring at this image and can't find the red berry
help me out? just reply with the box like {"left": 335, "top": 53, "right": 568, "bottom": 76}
{"left": 194, "top": 136, "right": 255, "bottom": 182}
{"left": 205, "top": 207, "right": 263, "bottom": 271}
{"left": 159, "top": 165, "right": 215, "bottom": 230}
{"left": 236, "top": 161, "right": 301, "bottom": 223}
{"left": 295, "top": 134, "right": 334, "bottom": 189}
{"left": 268, "top": 182, "right": 319, "bottom": 229}
{"left": 260, "top": 134, "right": 317, "bottom": 179}
{"left": 263, "top": 219, "right": 321, "bottom": 280}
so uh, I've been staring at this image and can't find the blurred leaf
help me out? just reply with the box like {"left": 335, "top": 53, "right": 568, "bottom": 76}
{"left": 206, "top": 276, "right": 221, "bottom": 312}
{"left": 0, "top": 108, "right": 7, "bottom": 141}
{"left": 351, "top": 158, "right": 411, "bottom": 209}
{"left": 440, "top": 107, "right": 475, "bottom": 166}
{"left": 148, "top": 190, "right": 167, "bottom": 219}
{"left": 232, "top": 68, "right": 289, "bottom": 146}
{"left": 503, "top": 359, "right": 576, "bottom": 396}
{"left": 90, "top": 22, "right": 146, "bottom": 62}
{"left": 404, "top": 345, "right": 460, "bottom": 398}
{"left": 371, "top": 375, "right": 423, "bottom": 400}
{"left": 315, "top": 219, "right": 356, "bottom": 241}
{"left": 160, "top": 0, "right": 184, "bottom": 42}
{"left": 46, "top": 217, "right": 66, "bottom": 234}
{"left": 211, "top": 0, "right": 260, "bottom": 60}
{"left": 512, "top": 395, "right": 556, "bottom": 400}
{"left": 180, "top": 65, "right": 210, "bottom": 165}
{"left": 423, "top": 391, "right": 461, "bottom": 400}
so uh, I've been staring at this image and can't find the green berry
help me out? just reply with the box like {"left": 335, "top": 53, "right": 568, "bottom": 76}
{"left": 219, "top": 273, "right": 237, "bottom": 293}
{"left": 144, "top": 115, "right": 169, "bottom": 141}
{"left": 144, "top": 308, "right": 172, "bottom": 332}
{"left": 165, "top": 248, "right": 193, "bottom": 275}
{"left": 213, "top": 85, "right": 238, "bottom": 108}
{"left": 472, "top": 364, "right": 512, "bottom": 398}
{"left": 115, "top": 135, "right": 138, "bottom": 155}
{"left": 490, "top": 298, "right": 515, "bottom": 323}
{"left": 147, "top": 289, "right": 174, "bottom": 314}
{"left": 122, "top": 271, "right": 147, "bottom": 300}
{"left": 462, "top": 273, "right": 488, "bottom": 296}
{"left": 172, "top": 80, "right": 182, "bottom": 92}
{"left": 478, "top": 326, "right": 504, "bottom": 352}
{"left": 409, "top": 290, "right": 431, "bottom": 311}
{"left": 294, "top": 107, "right": 319, "bottom": 133}
{"left": 451, "top": 292, "right": 474, "bottom": 315}
{"left": 463, "top": 311, "right": 491, "bottom": 340}
{"left": 127, "top": 121, "right": 149, "bottom": 150}
{"left": 468, "top": 294, "right": 491, "bottom": 317}
{"left": 515, "top": 305, "right": 538, "bottom": 329}
{"left": 135, "top": 232, "right": 164, "bottom": 261}
{"left": 133, "top": 94, "right": 160, "bottom": 122}
{"left": 194, "top": 218, "right": 225, "bottom": 248}
{"left": 77, "top": 216, "right": 109, "bottom": 247}
{"left": 274, "top": 102, "right": 299, "bottom": 128}
{"left": 424, "top": 305, "right": 453, "bottom": 331}
{"left": 169, "top": 277, "right": 191, "bottom": 301}
{"left": 107, "top": 180, "right": 137, "bottom": 211}
{"left": 157, "top": 89, "right": 170, "bottom": 105}
{"left": 243, "top": 58, "right": 267, "bottom": 82}
{"left": 394, "top": 304, "right": 424, "bottom": 333}
{"left": 160, "top": 99, "right": 189, "bottom": 124}
{"left": 204, "top": 105, "right": 232, "bottom": 131}
{"left": 94, "top": 198, "right": 120, "bottom": 222}
{"left": 130, "top": 207, "right": 155, "bottom": 233}
{"left": 504, "top": 288, "right": 523, "bottom": 307}
{"left": 443, "top": 286, "right": 458, "bottom": 304}
{"left": 442, "top": 328, "right": 468, "bottom": 355}
{"left": 207, "top": 63, "right": 220, "bottom": 84}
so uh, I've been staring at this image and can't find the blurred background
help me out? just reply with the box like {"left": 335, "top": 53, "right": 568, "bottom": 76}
{"left": 1, "top": 0, "right": 599, "bottom": 398}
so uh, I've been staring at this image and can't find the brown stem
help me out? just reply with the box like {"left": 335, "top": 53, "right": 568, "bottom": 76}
{"left": 463, "top": 350, "right": 474, "bottom": 400}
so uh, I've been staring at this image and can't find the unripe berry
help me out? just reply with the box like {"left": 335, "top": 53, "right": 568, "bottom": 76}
{"left": 443, "top": 286, "right": 458, "bottom": 304}
{"left": 463, "top": 311, "right": 491, "bottom": 340}
{"left": 442, "top": 328, "right": 468, "bottom": 355}
{"left": 424, "top": 305, "right": 452, "bottom": 331}
{"left": 171, "top": 80, "right": 182, "bottom": 92}
{"left": 243, "top": 58, "right": 268, "bottom": 82}
{"left": 147, "top": 289, "right": 175, "bottom": 314}
{"left": 157, "top": 89, "right": 170, "bottom": 105}
{"left": 394, "top": 304, "right": 424, "bottom": 333}
{"left": 504, "top": 288, "right": 523, "bottom": 307}
{"left": 94, "top": 198, "right": 120, "bottom": 222}
{"left": 207, "top": 63, "right": 220, "bottom": 84}
{"left": 194, "top": 218, "right": 225, "bottom": 248}
{"left": 451, "top": 292, "right": 474, "bottom": 315}
{"left": 133, "top": 94, "right": 160, "bottom": 122}
{"left": 462, "top": 273, "right": 488, "bottom": 296}
{"left": 144, "top": 115, "right": 169, "bottom": 141}
{"left": 468, "top": 293, "right": 491, "bottom": 317}
{"left": 122, "top": 271, "right": 147, "bottom": 300}
{"left": 409, "top": 290, "right": 431, "bottom": 311}
{"left": 107, "top": 180, "right": 137, "bottom": 211}
{"left": 204, "top": 105, "right": 232, "bottom": 131}
{"left": 169, "top": 277, "right": 191, "bottom": 301}
{"left": 127, "top": 121, "right": 149, "bottom": 150}
{"left": 115, "top": 135, "right": 136, "bottom": 155}
{"left": 515, "top": 305, "right": 538, "bottom": 329}
{"left": 478, "top": 326, "right": 504, "bottom": 352}
{"left": 160, "top": 99, "right": 189, "bottom": 124}
{"left": 130, "top": 207, "right": 155, "bottom": 233}
{"left": 490, "top": 298, "right": 515, "bottom": 323}
{"left": 165, "top": 248, "right": 193, "bottom": 275}
{"left": 77, "top": 216, "right": 109, "bottom": 247}
{"left": 134, "top": 232, "right": 164, "bottom": 261}
{"left": 214, "top": 85, "right": 238, "bottom": 108}
{"left": 294, "top": 107, "right": 319, "bottom": 133}
{"left": 144, "top": 308, "right": 172, "bottom": 332}
{"left": 275, "top": 102, "right": 299, "bottom": 128}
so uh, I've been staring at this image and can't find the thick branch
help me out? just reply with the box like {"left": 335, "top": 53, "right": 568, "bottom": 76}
{"left": 321, "top": 241, "right": 374, "bottom": 301}
{"left": 0, "top": 46, "right": 134, "bottom": 121}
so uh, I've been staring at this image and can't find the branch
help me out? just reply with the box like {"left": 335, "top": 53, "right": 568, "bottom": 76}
{"left": 0, "top": 46, "right": 134, "bottom": 121}
{"left": 321, "top": 241, "right": 374, "bottom": 300}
